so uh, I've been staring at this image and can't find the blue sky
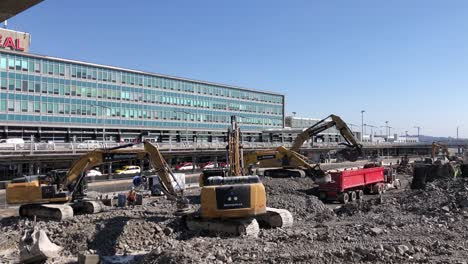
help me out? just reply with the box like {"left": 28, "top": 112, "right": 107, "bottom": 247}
{"left": 7, "top": 0, "right": 468, "bottom": 137}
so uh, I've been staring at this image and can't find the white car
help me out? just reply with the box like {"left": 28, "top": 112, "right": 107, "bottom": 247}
{"left": 0, "top": 138, "right": 25, "bottom": 149}
{"left": 86, "top": 169, "right": 102, "bottom": 177}
{"left": 175, "top": 162, "right": 195, "bottom": 171}
{"left": 0, "top": 138, "right": 25, "bottom": 144}
{"left": 115, "top": 165, "right": 141, "bottom": 175}
{"left": 77, "top": 140, "right": 102, "bottom": 149}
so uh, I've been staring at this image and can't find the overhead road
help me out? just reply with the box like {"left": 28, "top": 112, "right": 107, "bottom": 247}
{"left": 0, "top": 0, "right": 43, "bottom": 22}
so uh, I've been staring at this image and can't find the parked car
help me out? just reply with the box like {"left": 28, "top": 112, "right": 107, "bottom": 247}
{"left": 175, "top": 162, "right": 195, "bottom": 171}
{"left": 200, "top": 161, "right": 216, "bottom": 169}
{"left": 0, "top": 138, "right": 25, "bottom": 144}
{"left": 0, "top": 138, "right": 25, "bottom": 149}
{"left": 77, "top": 140, "right": 102, "bottom": 149}
{"left": 115, "top": 165, "right": 141, "bottom": 175}
{"left": 86, "top": 169, "right": 102, "bottom": 177}
{"left": 200, "top": 161, "right": 228, "bottom": 169}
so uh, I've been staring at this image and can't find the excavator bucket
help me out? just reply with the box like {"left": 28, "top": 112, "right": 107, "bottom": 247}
{"left": 19, "top": 227, "right": 62, "bottom": 263}
{"left": 337, "top": 147, "right": 360, "bottom": 162}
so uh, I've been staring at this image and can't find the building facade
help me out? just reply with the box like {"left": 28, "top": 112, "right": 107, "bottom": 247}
{"left": 0, "top": 50, "right": 285, "bottom": 143}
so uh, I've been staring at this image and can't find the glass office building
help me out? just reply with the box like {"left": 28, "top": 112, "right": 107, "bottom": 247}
{"left": 0, "top": 50, "right": 285, "bottom": 142}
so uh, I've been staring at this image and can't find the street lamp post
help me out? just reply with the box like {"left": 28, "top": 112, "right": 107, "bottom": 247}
{"left": 365, "top": 124, "right": 377, "bottom": 142}
{"left": 361, "top": 110, "right": 365, "bottom": 142}
{"left": 414, "top": 126, "right": 421, "bottom": 141}
{"left": 385, "top": 121, "right": 389, "bottom": 140}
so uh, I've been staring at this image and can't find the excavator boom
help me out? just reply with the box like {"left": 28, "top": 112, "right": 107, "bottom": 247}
{"left": 244, "top": 114, "right": 362, "bottom": 179}
{"left": 7, "top": 139, "right": 190, "bottom": 220}
{"left": 292, "top": 114, "right": 362, "bottom": 156}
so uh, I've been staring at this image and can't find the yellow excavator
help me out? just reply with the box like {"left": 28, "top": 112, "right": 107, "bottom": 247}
{"left": 431, "top": 141, "right": 450, "bottom": 162}
{"left": 6, "top": 139, "right": 190, "bottom": 220}
{"left": 8, "top": 127, "right": 291, "bottom": 236}
{"left": 193, "top": 116, "right": 293, "bottom": 236}
{"left": 244, "top": 114, "right": 362, "bottom": 179}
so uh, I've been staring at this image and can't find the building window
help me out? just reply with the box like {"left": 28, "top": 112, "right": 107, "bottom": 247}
{"left": 21, "top": 101, "right": 28, "bottom": 112}
{"left": 0, "top": 99, "right": 6, "bottom": 111}
{"left": 15, "top": 80, "right": 21, "bottom": 91}
{"left": 34, "top": 102, "right": 40, "bottom": 113}
{"left": 0, "top": 57, "right": 6, "bottom": 69}
{"left": 1, "top": 79, "right": 6, "bottom": 90}
{"left": 22, "top": 81, "right": 28, "bottom": 92}
{"left": 35, "top": 83, "right": 40, "bottom": 93}
{"left": 7, "top": 100, "right": 14, "bottom": 111}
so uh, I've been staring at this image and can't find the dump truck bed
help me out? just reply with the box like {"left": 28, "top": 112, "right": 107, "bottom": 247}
{"left": 319, "top": 167, "right": 384, "bottom": 192}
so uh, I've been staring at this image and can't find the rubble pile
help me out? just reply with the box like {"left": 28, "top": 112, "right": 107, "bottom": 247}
{"left": 2, "top": 175, "right": 468, "bottom": 263}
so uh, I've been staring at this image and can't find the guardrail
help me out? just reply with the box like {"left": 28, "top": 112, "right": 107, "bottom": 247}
{"left": 0, "top": 141, "right": 434, "bottom": 155}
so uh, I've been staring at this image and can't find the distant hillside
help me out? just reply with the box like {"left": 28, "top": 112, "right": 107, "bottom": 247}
{"left": 418, "top": 135, "right": 468, "bottom": 143}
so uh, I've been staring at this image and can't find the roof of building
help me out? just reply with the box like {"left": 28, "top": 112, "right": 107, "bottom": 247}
{"left": 0, "top": 0, "right": 43, "bottom": 22}
{"left": 1, "top": 49, "right": 285, "bottom": 97}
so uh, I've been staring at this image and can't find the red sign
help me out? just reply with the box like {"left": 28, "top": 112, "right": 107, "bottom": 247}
{"left": 0, "top": 36, "right": 24, "bottom": 51}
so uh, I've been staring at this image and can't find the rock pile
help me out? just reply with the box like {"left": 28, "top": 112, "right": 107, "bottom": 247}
{"left": 2, "top": 174, "right": 468, "bottom": 263}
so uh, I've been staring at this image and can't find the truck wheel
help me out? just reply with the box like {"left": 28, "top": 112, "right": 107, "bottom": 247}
{"left": 377, "top": 184, "right": 384, "bottom": 194}
{"left": 338, "top": 193, "right": 349, "bottom": 204}
{"left": 319, "top": 192, "right": 327, "bottom": 200}
{"left": 394, "top": 179, "right": 401, "bottom": 189}
{"left": 349, "top": 191, "right": 357, "bottom": 201}
{"left": 357, "top": 190, "right": 364, "bottom": 199}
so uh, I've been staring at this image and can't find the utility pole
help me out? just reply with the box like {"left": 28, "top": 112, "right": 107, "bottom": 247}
{"left": 361, "top": 110, "right": 365, "bottom": 142}
{"left": 414, "top": 126, "right": 421, "bottom": 141}
{"left": 385, "top": 121, "right": 389, "bottom": 140}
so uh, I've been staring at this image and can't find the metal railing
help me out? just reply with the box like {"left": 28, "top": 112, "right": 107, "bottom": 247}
{"left": 0, "top": 141, "right": 434, "bottom": 155}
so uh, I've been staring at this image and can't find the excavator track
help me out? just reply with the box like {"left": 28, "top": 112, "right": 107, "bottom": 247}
{"left": 264, "top": 168, "right": 305, "bottom": 178}
{"left": 71, "top": 200, "right": 105, "bottom": 215}
{"left": 18, "top": 200, "right": 105, "bottom": 221}
{"left": 19, "top": 204, "right": 74, "bottom": 221}
{"left": 255, "top": 207, "right": 294, "bottom": 228}
{"left": 185, "top": 215, "right": 261, "bottom": 237}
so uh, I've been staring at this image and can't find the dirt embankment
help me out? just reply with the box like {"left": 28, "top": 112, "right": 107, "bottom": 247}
{"left": 2, "top": 174, "right": 468, "bottom": 263}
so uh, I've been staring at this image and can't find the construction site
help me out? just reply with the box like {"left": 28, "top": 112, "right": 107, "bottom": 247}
{"left": 1, "top": 1, "right": 468, "bottom": 264}
{"left": 0, "top": 111, "right": 467, "bottom": 264}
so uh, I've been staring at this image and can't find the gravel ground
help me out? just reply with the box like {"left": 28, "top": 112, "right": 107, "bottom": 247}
{"left": 2, "top": 172, "right": 468, "bottom": 263}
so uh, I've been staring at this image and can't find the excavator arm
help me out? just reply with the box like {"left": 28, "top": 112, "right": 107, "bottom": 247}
{"left": 291, "top": 114, "right": 362, "bottom": 161}
{"left": 143, "top": 141, "right": 183, "bottom": 197}
{"left": 61, "top": 141, "right": 186, "bottom": 196}
{"left": 61, "top": 148, "right": 147, "bottom": 195}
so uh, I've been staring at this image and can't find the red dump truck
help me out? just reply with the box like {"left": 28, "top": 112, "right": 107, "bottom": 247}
{"left": 317, "top": 166, "right": 400, "bottom": 203}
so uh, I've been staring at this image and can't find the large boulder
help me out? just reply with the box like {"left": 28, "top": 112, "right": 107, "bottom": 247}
{"left": 19, "top": 227, "right": 62, "bottom": 263}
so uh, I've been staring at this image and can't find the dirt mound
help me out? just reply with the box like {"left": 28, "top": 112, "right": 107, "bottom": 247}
{"left": 138, "top": 249, "right": 201, "bottom": 264}
{"left": 3, "top": 175, "right": 468, "bottom": 263}
{"left": 262, "top": 177, "right": 334, "bottom": 222}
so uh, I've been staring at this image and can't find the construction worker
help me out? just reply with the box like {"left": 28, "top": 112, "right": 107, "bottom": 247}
{"left": 127, "top": 187, "right": 137, "bottom": 206}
